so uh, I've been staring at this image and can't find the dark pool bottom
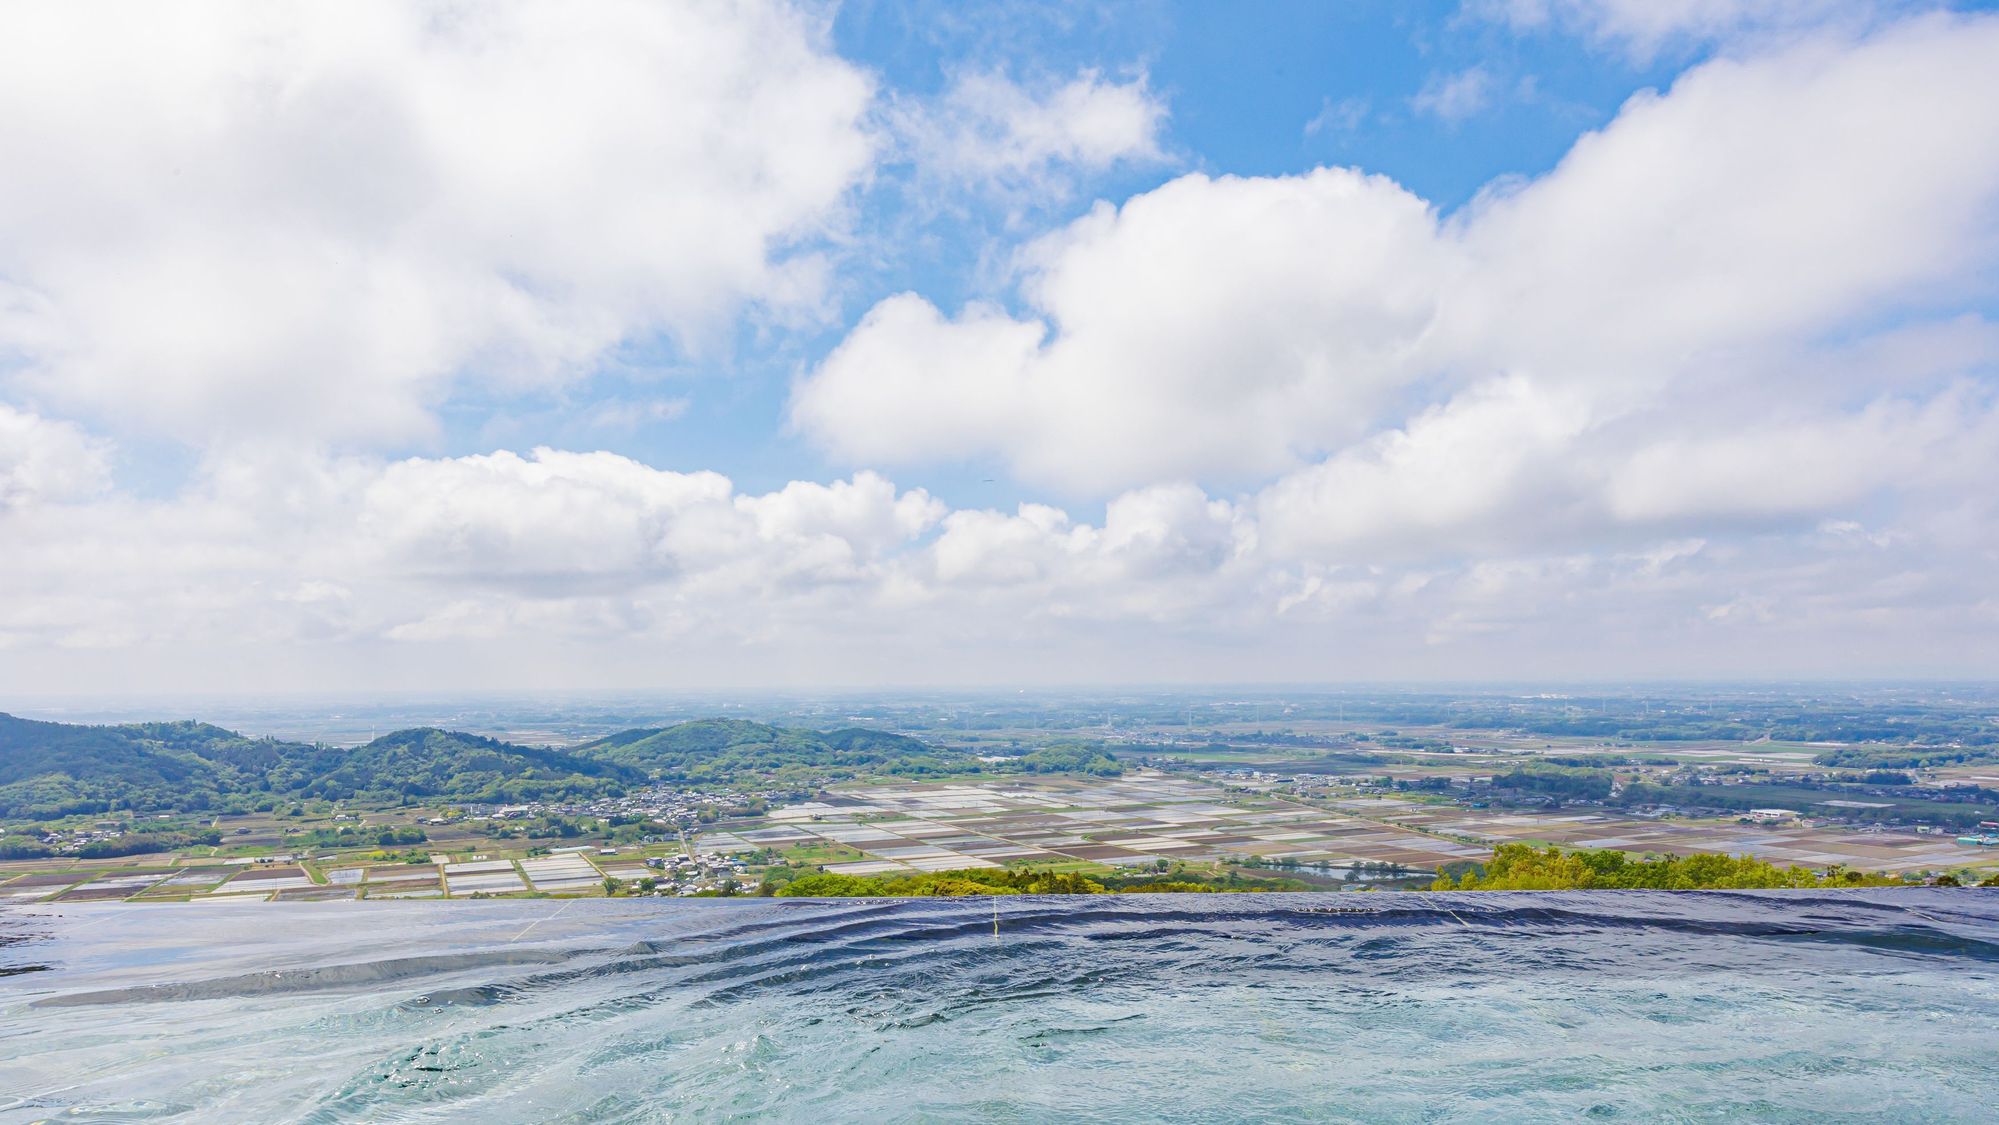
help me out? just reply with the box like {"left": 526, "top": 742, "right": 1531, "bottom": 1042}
{"left": 3, "top": 890, "right": 1997, "bottom": 1122}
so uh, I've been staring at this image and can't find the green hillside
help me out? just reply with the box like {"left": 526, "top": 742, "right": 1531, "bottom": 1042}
{"left": 1, "top": 713, "right": 995, "bottom": 818}
{"left": 301, "top": 728, "right": 640, "bottom": 804}
{"left": 576, "top": 718, "right": 967, "bottom": 783}
{"left": 0, "top": 714, "right": 639, "bottom": 818}
{"left": 0, "top": 714, "right": 298, "bottom": 818}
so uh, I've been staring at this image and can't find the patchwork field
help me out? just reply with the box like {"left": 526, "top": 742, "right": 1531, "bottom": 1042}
{"left": 6, "top": 769, "right": 1992, "bottom": 906}
{"left": 1347, "top": 799, "right": 1999, "bottom": 875}
{"left": 705, "top": 775, "right": 1489, "bottom": 876}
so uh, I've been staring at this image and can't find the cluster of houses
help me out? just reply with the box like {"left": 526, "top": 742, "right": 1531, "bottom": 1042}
{"left": 483, "top": 782, "right": 778, "bottom": 829}
{"left": 637, "top": 851, "right": 751, "bottom": 895}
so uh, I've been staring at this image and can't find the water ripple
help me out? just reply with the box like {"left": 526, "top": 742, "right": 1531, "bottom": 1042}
{"left": 2, "top": 890, "right": 1996, "bottom": 1122}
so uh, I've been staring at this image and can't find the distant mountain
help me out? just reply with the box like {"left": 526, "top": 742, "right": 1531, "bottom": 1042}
{"left": 575, "top": 718, "right": 966, "bottom": 782}
{"left": 0, "top": 714, "right": 639, "bottom": 818}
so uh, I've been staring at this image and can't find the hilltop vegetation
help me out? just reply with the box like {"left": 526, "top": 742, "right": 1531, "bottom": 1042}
{"left": 0, "top": 714, "right": 300, "bottom": 818}
{"left": 761, "top": 866, "right": 1310, "bottom": 897}
{"left": 1016, "top": 742, "right": 1124, "bottom": 776}
{"left": 0, "top": 713, "right": 1016, "bottom": 818}
{"left": 1428, "top": 843, "right": 1904, "bottom": 891}
{"left": 302, "top": 728, "right": 638, "bottom": 804}
{"left": 1814, "top": 743, "right": 1999, "bottom": 770}
{"left": 574, "top": 718, "right": 971, "bottom": 784}
{"left": 1610, "top": 778, "right": 1999, "bottom": 831}
{"left": 1495, "top": 763, "right": 1614, "bottom": 801}
{"left": 0, "top": 714, "right": 641, "bottom": 817}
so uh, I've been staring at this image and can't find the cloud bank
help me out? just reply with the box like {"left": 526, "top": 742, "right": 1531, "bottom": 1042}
{"left": 0, "top": 0, "right": 875, "bottom": 444}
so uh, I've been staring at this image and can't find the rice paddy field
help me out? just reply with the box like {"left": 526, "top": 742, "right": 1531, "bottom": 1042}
{"left": 696, "top": 773, "right": 1998, "bottom": 879}
{"left": 6, "top": 766, "right": 1997, "bottom": 907}
{"left": 0, "top": 853, "right": 625, "bottom": 905}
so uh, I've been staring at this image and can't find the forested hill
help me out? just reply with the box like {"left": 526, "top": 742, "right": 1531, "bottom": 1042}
{"left": 0, "top": 714, "right": 639, "bottom": 818}
{"left": 574, "top": 718, "right": 968, "bottom": 783}
{"left": 0, "top": 713, "right": 299, "bottom": 819}
{"left": 0, "top": 714, "right": 977, "bottom": 818}
{"left": 290, "top": 728, "right": 640, "bottom": 805}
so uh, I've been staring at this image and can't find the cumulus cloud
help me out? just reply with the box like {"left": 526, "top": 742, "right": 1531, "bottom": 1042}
{"left": 0, "top": 0, "right": 875, "bottom": 444}
{"left": 794, "top": 167, "right": 1450, "bottom": 491}
{"left": 1451, "top": 15, "right": 1999, "bottom": 390}
{"left": 1255, "top": 378, "right": 1596, "bottom": 558}
{"left": 1256, "top": 377, "right": 1999, "bottom": 560}
{"left": 4, "top": 445, "right": 1994, "bottom": 686}
{"left": 795, "top": 12, "right": 1999, "bottom": 552}
{"left": 926, "top": 484, "right": 1248, "bottom": 608}
{"left": 0, "top": 450, "right": 946, "bottom": 652}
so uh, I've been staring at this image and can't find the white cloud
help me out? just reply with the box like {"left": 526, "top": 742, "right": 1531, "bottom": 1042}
{"left": 1255, "top": 377, "right": 1596, "bottom": 558}
{"left": 1451, "top": 14, "right": 1999, "bottom": 392}
{"left": 1601, "top": 391, "right": 1994, "bottom": 525}
{"left": 358, "top": 450, "right": 735, "bottom": 588}
{"left": 5, "top": 444, "right": 1994, "bottom": 686}
{"left": 1412, "top": 66, "right": 1495, "bottom": 122}
{"left": 793, "top": 167, "right": 1450, "bottom": 492}
{"left": 0, "top": 405, "right": 111, "bottom": 510}
{"left": 1256, "top": 377, "right": 1998, "bottom": 560}
{"left": 795, "top": 11, "right": 1999, "bottom": 547}
{"left": 927, "top": 484, "right": 1247, "bottom": 600}
{"left": 0, "top": 449, "right": 951, "bottom": 654}
{"left": 2, "top": 7, "right": 1996, "bottom": 690}
{"left": 898, "top": 69, "right": 1166, "bottom": 190}
{"left": 0, "top": 0, "right": 875, "bottom": 445}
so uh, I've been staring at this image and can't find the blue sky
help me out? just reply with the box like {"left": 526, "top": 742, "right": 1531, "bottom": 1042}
{"left": 449, "top": 0, "right": 1988, "bottom": 504}
{"left": 441, "top": 2, "right": 1672, "bottom": 495}
{"left": 1, "top": 0, "right": 1997, "bottom": 694}
{"left": 587, "top": 1, "right": 1692, "bottom": 502}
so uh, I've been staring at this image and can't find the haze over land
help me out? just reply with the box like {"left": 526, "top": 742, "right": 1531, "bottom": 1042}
{"left": 3, "top": 0, "right": 1998, "bottom": 694}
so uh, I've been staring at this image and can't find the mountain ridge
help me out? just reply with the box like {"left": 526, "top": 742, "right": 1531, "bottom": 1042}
{"left": 0, "top": 713, "right": 958, "bottom": 818}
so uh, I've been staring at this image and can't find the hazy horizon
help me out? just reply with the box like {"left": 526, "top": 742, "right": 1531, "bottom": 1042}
{"left": 7, "top": 680, "right": 1993, "bottom": 751}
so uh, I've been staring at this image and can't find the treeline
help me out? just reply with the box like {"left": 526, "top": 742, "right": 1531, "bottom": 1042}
{"left": 1495, "top": 763, "right": 1614, "bottom": 801}
{"left": 760, "top": 866, "right": 1310, "bottom": 897}
{"left": 874, "top": 691, "right": 1999, "bottom": 750}
{"left": 1017, "top": 743, "right": 1123, "bottom": 776}
{"left": 577, "top": 719, "right": 1133, "bottom": 786}
{"left": 1817, "top": 744, "right": 1999, "bottom": 770}
{"left": 1427, "top": 844, "right": 1907, "bottom": 891}
{"left": 1474, "top": 756, "right": 1999, "bottom": 831}
{"left": 300, "top": 824, "right": 428, "bottom": 849}
{"left": 575, "top": 719, "right": 974, "bottom": 785}
{"left": 1614, "top": 780, "right": 1999, "bottom": 831}
{"left": 1, "top": 828, "right": 224, "bottom": 860}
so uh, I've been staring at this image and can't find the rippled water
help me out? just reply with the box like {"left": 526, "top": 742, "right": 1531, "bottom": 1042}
{"left": 3, "top": 891, "right": 1998, "bottom": 1122}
